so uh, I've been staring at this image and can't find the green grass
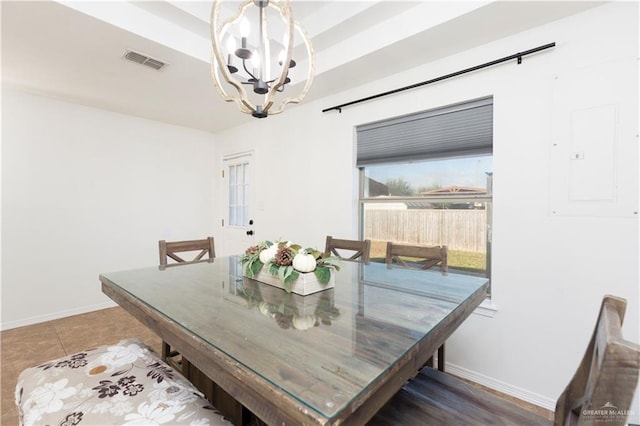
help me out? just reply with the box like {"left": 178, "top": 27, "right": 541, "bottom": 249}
{"left": 369, "top": 240, "right": 486, "bottom": 273}
{"left": 448, "top": 250, "right": 486, "bottom": 272}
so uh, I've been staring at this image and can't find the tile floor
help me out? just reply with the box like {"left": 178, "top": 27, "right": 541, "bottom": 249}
{"left": 1, "top": 307, "right": 161, "bottom": 425}
{"left": 1, "top": 307, "right": 553, "bottom": 425}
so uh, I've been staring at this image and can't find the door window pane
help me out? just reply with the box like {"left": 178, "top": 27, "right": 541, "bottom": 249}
{"left": 228, "top": 161, "right": 250, "bottom": 227}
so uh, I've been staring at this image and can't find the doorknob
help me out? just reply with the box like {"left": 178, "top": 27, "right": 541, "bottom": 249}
{"left": 246, "top": 230, "right": 254, "bottom": 236}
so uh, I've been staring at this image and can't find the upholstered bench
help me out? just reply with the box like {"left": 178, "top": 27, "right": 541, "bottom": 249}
{"left": 15, "top": 338, "right": 233, "bottom": 426}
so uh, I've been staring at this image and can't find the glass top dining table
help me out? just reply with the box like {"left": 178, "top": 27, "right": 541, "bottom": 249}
{"left": 100, "top": 256, "right": 488, "bottom": 425}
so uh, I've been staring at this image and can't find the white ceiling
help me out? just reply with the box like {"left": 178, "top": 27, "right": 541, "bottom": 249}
{"left": 1, "top": 1, "right": 605, "bottom": 134}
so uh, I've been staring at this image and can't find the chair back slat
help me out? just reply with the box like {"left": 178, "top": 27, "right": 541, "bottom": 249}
{"left": 167, "top": 253, "right": 187, "bottom": 263}
{"left": 554, "top": 295, "right": 640, "bottom": 426}
{"left": 385, "top": 242, "right": 448, "bottom": 273}
{"left": 325, "top": 236, "right": 371, "bottom": 263}
{"left": 159, "top": 237, "right": 216, "bottom": 267}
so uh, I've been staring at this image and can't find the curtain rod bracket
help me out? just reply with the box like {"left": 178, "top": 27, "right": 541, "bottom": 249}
{"left": 322, "top": 42, "right": 555, "bottom": 114}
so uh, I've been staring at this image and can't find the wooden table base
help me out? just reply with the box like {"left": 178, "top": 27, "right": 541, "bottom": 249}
{"left": 183, "top": 358, "right": 260, "bottom": 426}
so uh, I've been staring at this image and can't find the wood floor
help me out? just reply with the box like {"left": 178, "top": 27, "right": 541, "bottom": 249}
{"left": 1, "top": 307, "right": 553, "bottom": 425}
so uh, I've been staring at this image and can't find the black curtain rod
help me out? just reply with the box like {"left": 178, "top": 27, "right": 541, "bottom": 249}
{"left": 322, "top": 42, "right": 556, "bottom": 114}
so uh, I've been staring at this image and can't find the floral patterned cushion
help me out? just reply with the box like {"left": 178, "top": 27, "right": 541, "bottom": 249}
{"left": 15, "top": 338, "right": 234, "bottom": 426}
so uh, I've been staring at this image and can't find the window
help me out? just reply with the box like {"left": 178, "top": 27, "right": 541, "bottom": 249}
{"left": 228, "top": 161, "right": 250, "bottom": 227}
{"left": 357, "top": 97, "right": 493, "bottom": 290}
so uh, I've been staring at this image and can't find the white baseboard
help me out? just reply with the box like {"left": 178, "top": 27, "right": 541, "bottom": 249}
{"left": 1, "top": 301, "right": 117, "bottom": 331}
{"left": 446, "top": 362, "right": 556, "bottom": 412}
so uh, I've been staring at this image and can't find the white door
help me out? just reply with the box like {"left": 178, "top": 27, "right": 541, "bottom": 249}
{"left": 222, "top": 152, "right": 256, "bottom": 255}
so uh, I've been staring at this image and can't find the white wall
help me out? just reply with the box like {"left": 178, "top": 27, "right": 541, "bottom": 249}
{"left": 1, "top": 1, "right": 637, "bottom": 419}
{"left": 212, "top": 2, "right": 639, "bottom": 417}
{"left": 1, "top": 88, "right": 217, "bottom": 329}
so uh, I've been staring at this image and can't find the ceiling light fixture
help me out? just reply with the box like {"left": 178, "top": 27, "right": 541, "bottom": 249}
{"left": 210, "top": 0, "right": 315, "bottom": 118}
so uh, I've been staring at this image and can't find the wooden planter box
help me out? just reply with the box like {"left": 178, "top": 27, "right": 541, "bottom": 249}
{"left": 241, "top": 278, "right": 334, "bottom": 315}
{"left": 248, "top": 269, "right": 335, "bottom": 295}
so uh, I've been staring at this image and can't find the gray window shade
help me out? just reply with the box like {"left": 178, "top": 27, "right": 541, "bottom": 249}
{"left": 356, "top": 97, "right": 493, "bottom": 166}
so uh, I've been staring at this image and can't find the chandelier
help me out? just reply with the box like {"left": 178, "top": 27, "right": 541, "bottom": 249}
{"left": 210, "top": 0, "right": 315, "bottom": 118}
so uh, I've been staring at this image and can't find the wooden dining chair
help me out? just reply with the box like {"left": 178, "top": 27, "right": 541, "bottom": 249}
{"left": 385, "top": 242, "right": 448, "bottom": 273}
{"left": 385, "top": 241, "right": 448, "bottom": 370}
{"left": 325, "top": 236, "right": 371, "bottom": 263}
{"left": 158, "top": 236, "right": 216, "bottom": 371}
{"left": 159, "top": 236, "right": 216, "bottom": 266}
{"left": 370, "top": 295, "right": 640, "bottom": 426}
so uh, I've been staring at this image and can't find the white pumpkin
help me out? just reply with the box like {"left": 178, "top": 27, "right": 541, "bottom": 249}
{"left": 293, "top": 253, "right": 317, "bottom": 273}
{"left": 259, "top": 245, "right": 278, "bottom": 264}
{"left": 293, "top": 315, "right": 317, "bottom": 330}
{"left": 258, "top": 302, "right": 270, "bottom": 316}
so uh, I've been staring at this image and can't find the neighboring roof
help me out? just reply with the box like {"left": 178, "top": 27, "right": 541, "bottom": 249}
{"left": 365, "top": 177, "right": 390, "bottom": 197}
{"left": 420, "top": 186, "right": 486, "bottom": 195}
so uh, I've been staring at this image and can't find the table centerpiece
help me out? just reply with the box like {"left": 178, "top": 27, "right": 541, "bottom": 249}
{"left": 240, "top": 240, "right": 340, "bottom": 295}
{"left": 238, "top": 279, "right": 340, "bottom": 331}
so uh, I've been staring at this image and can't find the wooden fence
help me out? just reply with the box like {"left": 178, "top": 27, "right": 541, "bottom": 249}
{"left": 364, "top": 209, "right": 487, "bottom": 253}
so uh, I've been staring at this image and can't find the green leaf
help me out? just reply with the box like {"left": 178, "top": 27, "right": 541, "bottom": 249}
{"left": 249, "top": 260, "right": 263, "bottom": 276}
{"left": 269, "top": 262, "right": 279, "bottom": 275}
{"left": 314, "top": 266, "right": 331, "bottom": 285}
{"left": 321, "top": 261, "right": 340, "bottom": 272}
{"left": 279, "top": 266, "right": 297, "bottom": 284}
{"left": 278, "top": 265, "right": 288, "bottom": 282}
{"left": 309, "top": 249, "right": 322, "bottom": 259}
{"left": 284, "top": 270, "right": 299, "bottom": 285}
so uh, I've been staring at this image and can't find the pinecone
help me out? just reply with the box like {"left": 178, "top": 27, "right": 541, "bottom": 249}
{"left": 274, "top": 312, "right": 292, "bottom": 329}
{"left": 245, "top": 245, "right": 259, "bottom": 255}
{"left": 274, "top": 247, "right": 294, "bottom": 266}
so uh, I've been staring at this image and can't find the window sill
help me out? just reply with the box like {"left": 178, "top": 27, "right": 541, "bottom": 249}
{"left": 474, "top": 299, "right": 498, "bottom": 317}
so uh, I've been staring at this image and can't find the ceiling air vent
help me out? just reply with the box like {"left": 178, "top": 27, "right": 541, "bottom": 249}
{"left": 123, "top": 50, "right": 167, "bottom": 71}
